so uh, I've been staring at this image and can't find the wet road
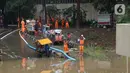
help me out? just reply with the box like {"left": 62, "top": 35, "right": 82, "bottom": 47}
{"left": 0, "top": 30, "right": 130, "bottom": 73}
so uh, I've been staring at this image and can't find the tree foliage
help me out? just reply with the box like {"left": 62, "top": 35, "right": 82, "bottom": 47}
{"left": 46, "top": 5, "right": 59, "bottom": 18}
{"left": 63, "top": 5, "right": 87, "bottom": 22}
{"left": 117, "top": 5, "right": 130, "bottom": 23}
{"left": 91, "top": 0, "right": 117, "bottom": 13}
{"left": 0, "top": 0, "right": 6, "bottom": 10}
{"left": 5, "top": 0, "right": 36, "bottom": 19}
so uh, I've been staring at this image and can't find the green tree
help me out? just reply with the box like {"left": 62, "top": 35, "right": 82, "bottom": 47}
{"left": 0, "top": 0, "right": 6, "bottom": 11}
{"left": 117, "top": 5, "right": 130, "bottom": 23}
{"left": 46, "top": 5, "right": 59, "bottom": 18}
{"left": 5, "top": 0, "right": 36, "bottom": 19}
{"left": 63, "top": 5, "right": 87, "bottom": 26}
{"left": 91, "top": 0, "right": 117, "bottom": 13}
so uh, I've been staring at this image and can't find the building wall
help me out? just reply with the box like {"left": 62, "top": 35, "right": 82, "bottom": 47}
{"left": 35, "top": 3, "right": 98, "bottom": 20}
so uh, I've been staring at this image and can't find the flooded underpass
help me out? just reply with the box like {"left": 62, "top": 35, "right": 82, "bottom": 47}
{"left": 0, "top": 30, "right": 130, "bottom": 73}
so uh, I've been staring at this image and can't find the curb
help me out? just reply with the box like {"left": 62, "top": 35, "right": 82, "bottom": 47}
{"left": 0, "top": 29, "right": 19, "bottom": 40}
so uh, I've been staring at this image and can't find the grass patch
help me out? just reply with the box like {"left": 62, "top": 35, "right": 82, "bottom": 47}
{"left": 86, "top": 32, "right": 100, "bottom": 40}
{"left": 84, "top": 45, "right": 108, "bottom": 60}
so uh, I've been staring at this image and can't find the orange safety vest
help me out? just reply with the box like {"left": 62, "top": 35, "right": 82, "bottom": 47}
{"left": 66, "top": 22, "right": 69, "bottom": 28}
{"left": 21, "top": 20, "right": 25, "bottom": 32}
{"left": 80, "top": 39, "right": 84, "bottom": 45}
{"left": 79, "top": 39, "right": 84, "bottom": 53}
{"left": 64, "top": 41, "right": 69, "bottom": 52}
{"left": 55, "top": 20, "right": 58, "bottom": 28}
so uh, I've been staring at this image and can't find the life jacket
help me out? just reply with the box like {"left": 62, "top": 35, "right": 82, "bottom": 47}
{"left": 80, "top": 39, "right": 84, "bottom": 45}
{"left": 21, "top": 21, "right": 25, "bottom": 28}
{"left": 66, "top": 22, "right": 69, "bottom": 28}
{"left": 55, "top": 20, "right": 58, "bottom": 28}
{"left": 64, "top": 41, "right": 68, "bottom": 48}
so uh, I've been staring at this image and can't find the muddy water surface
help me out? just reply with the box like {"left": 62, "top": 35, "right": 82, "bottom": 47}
{"left": 0, "top": 31, "right": 129, "bottom": 73}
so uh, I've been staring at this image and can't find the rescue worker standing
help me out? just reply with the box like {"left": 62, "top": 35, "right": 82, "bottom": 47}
{"left": 17, "top": 17, "right": 20, "bottom": 28}
{"left": 61, "top": 18, "right": 65, "bottom": 28}
{"left": 79, "top": 35, "right": 85, "bottom": 55}
{"left": 65, "top": 21, "right": 69, "bottom": 29}
{"left": 55, "top": 19, "right": 59, "bottom": 29}
{"left": 64, "top": 39, "right": 69, "bottom": 55}
{"left": 21, "top": 18, "right": 26, "bottom": 33}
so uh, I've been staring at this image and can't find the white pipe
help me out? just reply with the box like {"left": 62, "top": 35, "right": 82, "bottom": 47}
{"left": 0, "top": 29, "right": 19, "bottom": 40}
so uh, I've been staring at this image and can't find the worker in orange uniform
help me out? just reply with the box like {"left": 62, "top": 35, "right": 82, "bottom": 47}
{"left": 17, "top": 17, "right": 20, "bottom": 28}
{"left": 65, "top": 21, "right": 69, "bottom": 28}
{"left": 64, "top": 39, "right": 69, "bottom": 55}
{"left": 22, "top": 58, "right": 27, "bottom": 69}
{"left": 61, "top": 18, "right": 65, "bottom": 28}
{"left": 55, "top": 19, "right": 58, "bottom": 29}
{"left": 79, "top": 34, "right": 85, "bottom": 55}
{"left": 79, "top": 56, "right": 85, "bottom": 73}
{"left": 21, "top": 18, "right": 26, "bottom": 33}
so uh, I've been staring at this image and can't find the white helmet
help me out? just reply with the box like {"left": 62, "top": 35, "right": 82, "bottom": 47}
{"left": 81, "top": 34, "right": 83, "bottom": 37}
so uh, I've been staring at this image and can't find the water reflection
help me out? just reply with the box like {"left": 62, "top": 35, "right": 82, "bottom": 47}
{"left": 20, "top": 34, "right": 25, "bottom": 56}
{"left": 0, "top": 31, "right": 129, "bottom": 73}
{"left": 0, "top": 56, "right": 129, "bottom": 73}
{"left": 21, "top": 58, "right": 27, "bottom": 70}
{"left": 63, "top": 60, "right": 71, "bottom": 73}
{"left": 78, "top": 56, "right": 85, "bottom": 73}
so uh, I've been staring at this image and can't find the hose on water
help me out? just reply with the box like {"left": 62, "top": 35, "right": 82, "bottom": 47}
{"left": 19, "top": 31, "right": 76, "bottom": 61}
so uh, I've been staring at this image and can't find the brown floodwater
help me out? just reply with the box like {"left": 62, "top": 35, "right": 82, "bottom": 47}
{"left": 0, "top": 31, "right": 130, "bottom": 73}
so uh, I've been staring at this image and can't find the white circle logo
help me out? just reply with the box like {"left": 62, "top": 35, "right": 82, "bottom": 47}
{"left": 115, "top": 4, "right": 125, "bottom": 15}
